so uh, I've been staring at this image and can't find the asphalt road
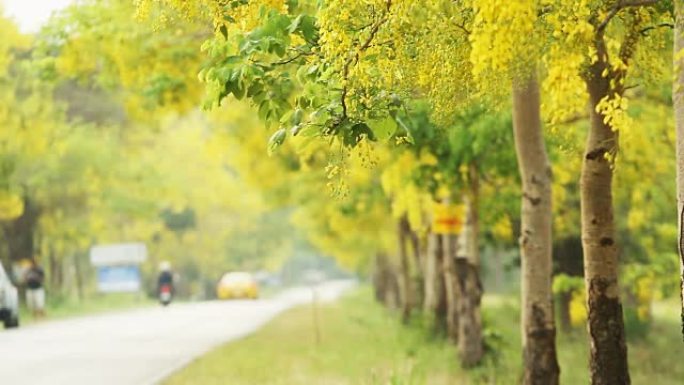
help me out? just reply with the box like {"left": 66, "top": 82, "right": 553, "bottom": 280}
{"left": 0, "top": 280, "right": 355, "bottom": 385}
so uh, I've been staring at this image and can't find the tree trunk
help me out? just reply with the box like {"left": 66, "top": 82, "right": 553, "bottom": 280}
{"left": 73, "top": 252, "right": 84, "bottom": 302}
{"left": 424, "top": 233, "right": 438, "bottom": 313}
{"left": 1, "top": 195, "right": 39, "bottom": 264}
{"left": 465, "top": 165, "right": 480, "bottom": 265}
{"left": 389, "top": 269, "right": 401, "bottom": 309}
{"left": 558, "top": 291, "right": 573, "bottom": 333}
{"left": 425, "top": 232, "right": 447, "bottom": 334}
{"left": 581, "top": 49, "right": 630, "bottom": 384}
{"left": 373, "top": 252, "right": 401, "bottom": 309}
{"left": 674, "top": 0, "right": 684, "bottom": 340}
{"left": 435, "top": 239, "right": 448, "bottom": 334}
{"left": 454, "top": 257, "right": 483, "bottom": 367}
{"left": 512, "top": 73, "right": 560, "bottom": 385}
{"left": 0, "top": 237, "right": 9, "bottom": 278}
{"left": 443, "top": 233, "right": 460, "bottom": 342}
{"left": 409, "top": 228, "right": 424, "bottom": 308}
{"left": 453, "top": 192, "right": 484, "bottom": 367}
{"left": 49, "top": 248, "right": 60, "bottom": 294}
{"left": 398, "top": 216, "right": 414, "bottom": 323}
{"left": 373, "top": 253, "right": 388, "bottom": 303}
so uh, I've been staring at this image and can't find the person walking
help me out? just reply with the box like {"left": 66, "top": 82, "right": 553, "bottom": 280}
{"left": 25, "top": 260, "right": 46, "bottom": 318}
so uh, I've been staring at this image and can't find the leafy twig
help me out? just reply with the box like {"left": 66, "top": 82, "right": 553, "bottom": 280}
{"left": 340, "top": 0, "right": 392, "bottom": 121}
{"left": 639, "top": 22, "right": 674, "bottom": 35}
{"left": 597, "top": 0, "right": 660, "bottom": 33}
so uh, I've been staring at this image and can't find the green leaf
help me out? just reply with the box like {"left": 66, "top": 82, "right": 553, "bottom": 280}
{"left": 258, "top": 100, "right": 270, "bottom": 120}
{"left": 343, "top": 122, "right": 376, "bottom": 147}
{"left": 223, "top": 80, "right": 235, "bottom": 96}
{"left": 273, "top": 42, "right": 287, "bottom": 57}
{"left": 306, "top": 64, "right": 319, "bottom": 76}
{"left": 267, "top": 128, "right": 287, "bottom": 155}
{"left": 247, "top": 83, "right": 263, "bottom": 97}
{"left": 233, "top": 82, "right": 245, "bottom": 100}
{"left": 394, "top": 116, "right": 414, "bottom": 144}
{"left": 279, "top": 110, "right": 294, "bottom": 125}
{"left": 389, "top": 93, "right": 402, "bottom": 107}
{"left": 287, "top": 15, "right": 303, "bottom": 34}
{"left": 292, "top": 108, "right": 303, "bottom": 125}
{"left": 298, "top": 15, "right": 318, "bottom": 42}
{"left": 368, "top": 117, "right": 397, "bottom": 141}
{"left": 353, "top": 122, "right": 376, "bottom": 141}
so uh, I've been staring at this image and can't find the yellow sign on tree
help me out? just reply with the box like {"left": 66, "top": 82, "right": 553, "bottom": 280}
{"left": 432, "top": 202, "right": 465, "bottom": 235}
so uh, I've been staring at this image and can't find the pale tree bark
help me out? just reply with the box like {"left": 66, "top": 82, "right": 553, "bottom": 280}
{"left": 512, "top": 73, "right": 560, "bottom": 385}
{"left": 397, "top": 216, "right": 414, "bottom": 323}
{"left": 409, "top": 228, "right": 425, "bottom": 308}
{"left": 423, "top": 233, "right": 438, "bottom": 313}
{"left": 674, "top": 0, "right": 684, "bottom": 340}
{"left": 465, "top": 164, "right": 480, "bottom": 265}
{"left": 454, "top": 191, "right": 484, "bottom": 367}
{"left": 580, "top": 30, "right": 631, "bottom": 385}
{"left": 441, "top": 182, "right": 485, "bottom": 367}
{"left": 443, "top": 232, "right": 460, "bottom": 342}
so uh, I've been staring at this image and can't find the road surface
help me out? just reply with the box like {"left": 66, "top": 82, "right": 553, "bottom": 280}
{"left": 0, "top": 280, "right": 355, "bottom": 385}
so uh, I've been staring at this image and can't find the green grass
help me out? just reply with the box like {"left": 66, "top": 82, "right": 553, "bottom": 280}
{"left": 19, "top": 292, "right": 155, "bottom": 325}
{"left": 164, "top": 288, "right": 684, "bottom": 385}
{"left": 15, "top": 285, "right": 284, "bottom": 326}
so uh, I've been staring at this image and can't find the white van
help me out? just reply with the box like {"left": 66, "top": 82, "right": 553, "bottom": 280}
{"left": 0, "top": 263, "right": 19, "bottom": 328}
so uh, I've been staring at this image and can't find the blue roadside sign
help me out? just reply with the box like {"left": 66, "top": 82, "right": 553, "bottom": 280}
{"left": 96, "top": 265, "right": 142, "bottom": 293}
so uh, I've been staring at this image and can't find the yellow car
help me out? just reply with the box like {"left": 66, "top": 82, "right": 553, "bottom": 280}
{"left": 217, "top": 272, "right": 259, "bottom": 299}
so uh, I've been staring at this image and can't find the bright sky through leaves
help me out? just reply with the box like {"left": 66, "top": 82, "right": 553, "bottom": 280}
{"left": 1, "top": 0, "right": 73, "bottom": 32}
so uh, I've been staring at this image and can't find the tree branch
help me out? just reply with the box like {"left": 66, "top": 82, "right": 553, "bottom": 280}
{"left": 339, "top": 0, "right": 392, "bottom": 121}
{"left": 271, "top": 49, "right": 314, "bottom": 66}
{"left": 605, "top": 12, "right": 643, "bottom": 95}
{"left": 640, "top": 22, "right": 674, "bottom": 35}
{"left": 551, "top": 114, "right": 589, "bottom": 125}
{"left": 455, "top": 20, "right": 470, "bottom": 35}
{"left": 597, "top": 0, "right": 660, "bottom": 33}
{"left": 618, "top": 12, "right": 643, "bottom": 68}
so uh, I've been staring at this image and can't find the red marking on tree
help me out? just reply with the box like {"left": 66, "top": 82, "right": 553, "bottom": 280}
{"left": 437, "top": 218, "right": 461, "bottom": 227}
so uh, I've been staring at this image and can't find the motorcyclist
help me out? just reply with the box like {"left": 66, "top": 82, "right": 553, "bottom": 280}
{"left": 157, "top": 261, "right": 174, "bottom": 303}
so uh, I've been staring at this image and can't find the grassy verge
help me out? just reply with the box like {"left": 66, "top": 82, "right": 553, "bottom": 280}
{"left": 164, "top": 288, "right": 684, "bottom": 385}
{"left": 19, "top": 292, "right": 155, "bottom": 325}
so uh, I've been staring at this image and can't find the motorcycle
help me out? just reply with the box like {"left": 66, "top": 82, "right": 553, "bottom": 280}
{"left": 159, "top": 283, "right": 173, "bottom": 306}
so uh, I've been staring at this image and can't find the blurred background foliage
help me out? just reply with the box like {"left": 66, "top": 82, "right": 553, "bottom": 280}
{"left": 0, "top": 0, "right": 678, "bottom": 340}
